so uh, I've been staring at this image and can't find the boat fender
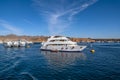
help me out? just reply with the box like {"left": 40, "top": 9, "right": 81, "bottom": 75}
{"left": 71, "top": 46, "right": 74, "bottom": 49}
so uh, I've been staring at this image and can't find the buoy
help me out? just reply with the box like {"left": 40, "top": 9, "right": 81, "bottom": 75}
{"left": 90, "top": 49, "right": 95, "bottom": 53}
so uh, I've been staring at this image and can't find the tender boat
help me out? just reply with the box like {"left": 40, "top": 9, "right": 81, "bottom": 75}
{"left": 40, "top": 36, "right": 87, "bottom": 52}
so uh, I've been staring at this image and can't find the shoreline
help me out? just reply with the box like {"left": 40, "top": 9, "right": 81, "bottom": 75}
{"left": 0, "top": 34, "right": 120, "bottom": 43}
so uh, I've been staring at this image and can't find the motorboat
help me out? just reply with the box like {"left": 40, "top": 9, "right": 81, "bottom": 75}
{"left": 0, "top": 40, "right": 3, "bottom": 44}
{"left": 3, "top": 39, "right": 32, "bottom": 47}
{"left": 13, "top": 41, "right": 20, "bottom": 47}
{"left": 4, "top": 41, "right": 13, "bottom": 47}
{"left": 40, "top": 36, "right": 87, "bottom": 52}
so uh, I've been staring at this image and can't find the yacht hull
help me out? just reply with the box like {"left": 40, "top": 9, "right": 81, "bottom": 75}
{"left": 41, "top": 49, "right": 82, "bottom": 52}
{"left": 40, "top": 46, "right": 86, "bottom": 52}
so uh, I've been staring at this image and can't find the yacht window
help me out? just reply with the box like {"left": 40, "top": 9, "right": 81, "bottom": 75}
{"left": 60, "top": 40, "right": 64, "bottom": 42}
{"left": 54, "top": 36, "right": 61, "bottom": 38}
{"left": 47, "top": 44, "right": 59, "bottom": 46}
{"left": 59, "top": 39, "right": 67, "bottom": 42}
{"left": 50, "top": 40, "right": 55, "bottom": 42}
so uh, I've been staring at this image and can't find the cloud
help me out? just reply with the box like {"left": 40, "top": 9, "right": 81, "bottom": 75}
{"left": 32, "top": 0, "right": 98, "bottom": 35}
{"left": 23, "top": 19, "right": 33, "bottom": 25}
{"left": 0, "top": 19, "right": 22, "bottom": 35}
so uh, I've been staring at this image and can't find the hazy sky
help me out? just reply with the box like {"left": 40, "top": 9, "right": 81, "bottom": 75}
{"left": 0, "top": 0, "right": 120, "bottom": 38}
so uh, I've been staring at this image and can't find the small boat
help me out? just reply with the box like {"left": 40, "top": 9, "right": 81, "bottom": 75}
{"left": 40, "top": 36, "right": 87, "bottom": 52}
{"left": 3, "top": 39, "right": 32, "bottom": 48}
{"left": 26, "top": 41, "right": 33, "bottom": 44}
{"left": 13, "top": 41, "right": 20, "bottom": 47}
{"left": 4, "top": 41, "right": 13, "bottom": 47}
{"left": 0, "top": 40, "right": 3, "bottom": 44}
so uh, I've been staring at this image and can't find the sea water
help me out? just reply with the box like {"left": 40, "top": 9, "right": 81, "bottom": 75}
{"left": 0, "top": 43, "right": 120, "bottom": 80}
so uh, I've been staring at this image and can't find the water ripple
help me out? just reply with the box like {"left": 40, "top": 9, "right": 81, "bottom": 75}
{"left": 0, "top": 60, "right": 20, "bottom": 73}
{"left": 20, "top": 72, "right": 38, "bottom": 80}
{"left": 0, "top": 44, "right": 120, "bottom": 80}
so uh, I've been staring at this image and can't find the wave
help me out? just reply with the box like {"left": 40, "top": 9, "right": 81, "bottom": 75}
{"left": 20, "top": 72, "right": 38, "bottom": 80}
{"left": 98, "top": 45, "right": 120, "bottom": 49}
{"left": 107, "top": 47, "right": 120, "bottom": 49}
{"left": 0, "top": 60, "right": 20, "bottom": 73}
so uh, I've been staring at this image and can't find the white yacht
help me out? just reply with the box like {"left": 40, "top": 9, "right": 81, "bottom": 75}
{"left": 40, "top": 36, "right": 87, "bottom": 52}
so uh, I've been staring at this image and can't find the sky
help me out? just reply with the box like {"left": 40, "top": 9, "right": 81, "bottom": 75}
{"left": 0, "top": 0, "right": 120, "bottom": 38}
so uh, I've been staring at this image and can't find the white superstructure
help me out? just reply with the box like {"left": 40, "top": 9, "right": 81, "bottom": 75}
{"left": 40, "top": 36, "right": 87, "bottom": 52}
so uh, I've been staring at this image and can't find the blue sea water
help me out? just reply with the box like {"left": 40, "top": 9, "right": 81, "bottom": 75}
{"left": 0, "top": 43, "right": 120, "bottom": 80}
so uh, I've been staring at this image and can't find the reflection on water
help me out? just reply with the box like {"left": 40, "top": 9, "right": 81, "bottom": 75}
{"left": 41, "top": 51, "right": 87, "bottom": 68}
{"left": 5, "top": 47, "right": 26, "bottom": 52}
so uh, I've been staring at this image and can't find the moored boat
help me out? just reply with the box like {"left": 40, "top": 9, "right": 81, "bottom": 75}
{"left": 3, "top": 39, "right": 32, "bottom": 48}
{"left": 40, "top": 36, "right": 87, "bottom": 52}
